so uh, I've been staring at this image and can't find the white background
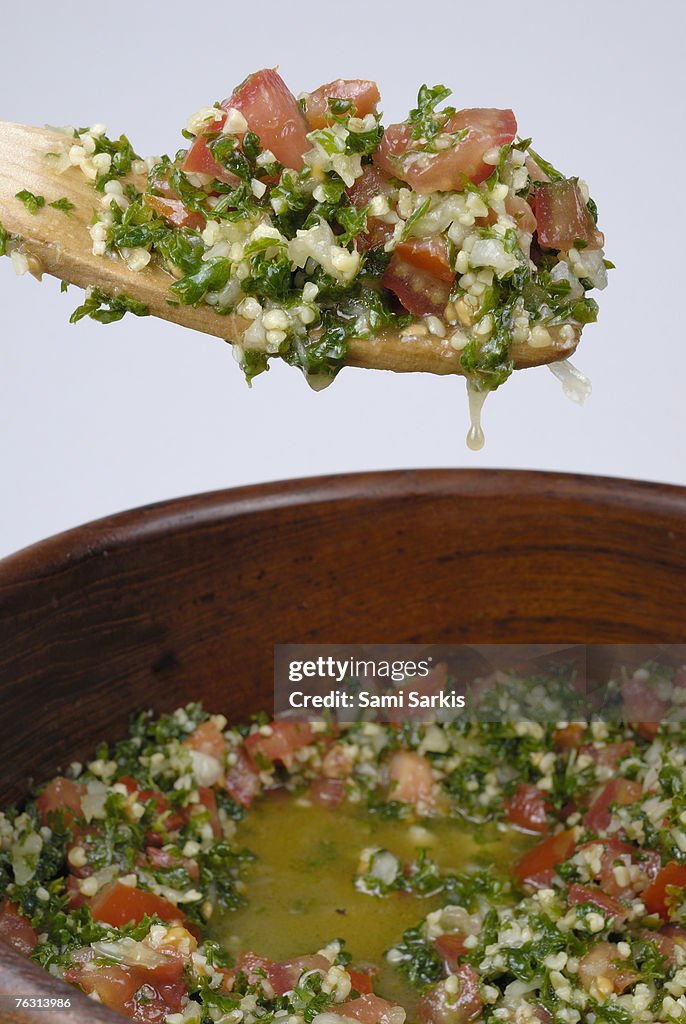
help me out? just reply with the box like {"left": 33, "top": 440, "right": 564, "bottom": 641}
{"left": 1, "top": 0, "right": 684, "bottom": 557}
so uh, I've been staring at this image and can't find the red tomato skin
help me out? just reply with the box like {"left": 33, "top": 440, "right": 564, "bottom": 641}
{"left": 224, "top": 746, "right": 261, "bottom": 807}
{"left": 244, "top": 722, "right": 314, "bottom": 768}
{"left": 434, "top": 933, "right": 468, "bottom": 973}
{"left": 192, "top": 787, "right": 222, "bottom": 838}
{"left": 36, "top": 776, "right": 86, "bottom": 827}
{"left": 221, "top": 69, "right": 310, "bottom": 170}
{"left": 381, "top": 236, "right": 454, "bottom": 317}
{"left": 582, "top": 778, "right": 642, "bottom": 834}
{"left": 0, "top": 900, "right": 39, "bottom": 956}
{"left": 348, "top": 968, "right": 377, "bottom": 995}
{"left": 513, "top": 829, "right": 576, "bottom": 888}
{"left": 505, "top": 784, "right": 549, "bottom": 833}
{"left": 534, "top": 180, "right": 604, "bottom": 251}
{"left": 304, "top": 79, "right": 381, "bottom": 129}
{"left": 333, "top": 993, "right": 404, "bottom": 1024}
{"left": 309, "top": 777, "right": 346, "bottom": 808}
{"left": 643, "top": 862, "right": 686, "bottom": 919}
{"left": 375, "top": 109, "right": 516, "bottom": 194}
{"left": 182, "top": 126, "right": 238, "bottom": 185}
{"left": 90, "top": 880, "right": 186, "bottom": 929}
{"left": 567, "top": 882, "right": 628, "bottom": 922}
{"left": 64, "top": 955, "right": 187, "bottom": 1023}
{"left": 232, "top": 952, "right": 329, "bottom": 995}
{"left": 416, "top": 967, "right": 482, "bottom": 1024}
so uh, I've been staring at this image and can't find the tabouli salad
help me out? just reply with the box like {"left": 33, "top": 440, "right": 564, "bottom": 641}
{"left": 2, "top": 664, "right": 686, "bottom": 1024}
{"left": 2, "top": 70, "right": 609, "bottom": 438}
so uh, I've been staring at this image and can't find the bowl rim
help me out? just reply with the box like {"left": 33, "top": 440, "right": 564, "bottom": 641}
{"left": 1, "top": 468, "right": 685, "bottom": 586}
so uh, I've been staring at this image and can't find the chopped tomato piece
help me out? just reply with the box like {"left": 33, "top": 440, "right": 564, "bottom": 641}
{"left": 233, "top": 952, "right": 329, "bottom": 995}
{"left": 513, "top": 829, "right": 576, "bottom": 888}
{"left": 553, "top": 724, "right": 585, "bottom": 750}
{"left": 222, "top": 68, "right": 310, "bottom": 170}
{"left": 505, "top": 784, "right": 549, "bottom": 833}
{"left": 224, "top": 745, "right": 261, "bottom": 807}
{"left": 144, "top": 845, "right": 200, "bottom": 882}
{"left": 348, "top": 967, "right": 377, "bottom": 995}
{"left": 90, "top": 880, "right": 186, "bottom": 928}
{"left": 143, "top": 191, "right": 205, "bottom": 231}
{"left": 309, "top": 777, "right": 346, "bottom": 808}
{"left": 621, "top": 675, "right": 669, "bottom": 738}
{"left": 268, "top": 955, "right": 330, "bottom": 995}
{"left": 116, "top": 776, "right": 184, "bottom": 834}
{"left": 434, "top": 933, "right": 468, "bottom": 973}
{"left": 66, "top": 874, "right": 87, "bottom": 910}
{"left": 643, "top": 862, "right": 686, "bottom": 919}
{"left": 577, "top": 839, "right": 660, "bottom": 898}
{"left": 534, "top": 180, "right": 604, "bottom": 251}
{"left": 190, "top": 786, "right": 222, "bottom": 838}
{"left": 578, "top": 941, "right": 638, "bottom": 995}
{"left": 375, "top": 108, "right": 516, "bottom": 194}
{"left": 346, "top": 164, "right": 395, "bottom": 249}
{"left": 304, "top": 79, "right": 381, "bottom": 129}
{"left": 387, "top": 750, "right": 435, "bottom": 806}
{"left": 0, "top": 900, "right": 38, "bottom": 956}
{"left": 641, "top": 925, "right": 686, "bottom": 966}
{"left": 505, "top": 195, "right": 537, "bottom": 234}
{"left": 578, "top": 741, "right": 634, "bottom": 769}
{"left": 334, "top": 993, "right": 405, "bottom": 1024}
{"left": 416, "top": 967, "right": 482, "bottom": 1024}
{"left": 381, "top": 235, "right": 454, "bottom": 317}
{"left": 182, "top": 123, "right": 237, "bottom": 184}
{"left": 582, "top": 778, "right": 642, "bottom": 834}
{"left": 36, "top": 776, "right": 86, "bottom": 827}
{"left": 184, "top": 720, "right": 226, "bottom": 760}
{"left": 244, "top": 722, "right": 314, "bottom": 769}
{"left": 568, "top": 883, "right": 628, "bottom": 922}
{"left": 65, "top": 952, "right": 187, "bottom": 1023}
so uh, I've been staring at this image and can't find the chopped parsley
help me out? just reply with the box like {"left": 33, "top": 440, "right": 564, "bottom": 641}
{"left": 15, "top": 190, "right": 46, "bottom": 214}
{"left": 48, "top": 197, "right": 76, "bottom": 215}
{"left": 70, "top": 288, "right": 149, "bottom": 325}
{"left": 21, "top": 77, "right": 607, "bottom": 406}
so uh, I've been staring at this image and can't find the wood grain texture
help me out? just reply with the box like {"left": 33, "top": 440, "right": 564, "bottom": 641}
{"left": 1, "top": 469, "right": 686, "bottom": 1023}
{"left": 0, "top": 122, "right": 579, "bottom": 375}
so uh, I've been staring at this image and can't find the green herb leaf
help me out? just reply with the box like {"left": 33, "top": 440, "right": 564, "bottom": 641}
{"left": 70, "top": 288, "right": 149, "bottom": 324}
{"left": 170, "top": 258, "right": 233, "bottom": 306}
{"left": 48, "top": 198, "right": 76, "bottom": 216}
{"left": 16, "top": 190, "right": 46, "bottom": 214}
{"left": 408, "top": 84, "right": 455, "bottom": 141}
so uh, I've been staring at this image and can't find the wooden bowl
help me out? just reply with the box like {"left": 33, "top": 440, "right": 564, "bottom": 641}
{"left": 2, "top": 469, "right": 686, "bottom": 1023}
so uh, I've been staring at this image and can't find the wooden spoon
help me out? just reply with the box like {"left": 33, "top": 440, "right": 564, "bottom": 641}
{"left": 0, "top": 121, "right": 579, "bottom": 375}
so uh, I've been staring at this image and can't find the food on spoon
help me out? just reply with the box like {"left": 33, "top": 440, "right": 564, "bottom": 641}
{"left": 1, "top": 664, "right": 683, "bottom": 1024}
{"left": 0, "top": 70, "right": 610, "bottom": 437}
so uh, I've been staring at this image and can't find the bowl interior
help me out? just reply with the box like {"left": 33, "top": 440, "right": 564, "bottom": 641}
{"left": 1, "top": 469, "right": 686, "bottom": 1022}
